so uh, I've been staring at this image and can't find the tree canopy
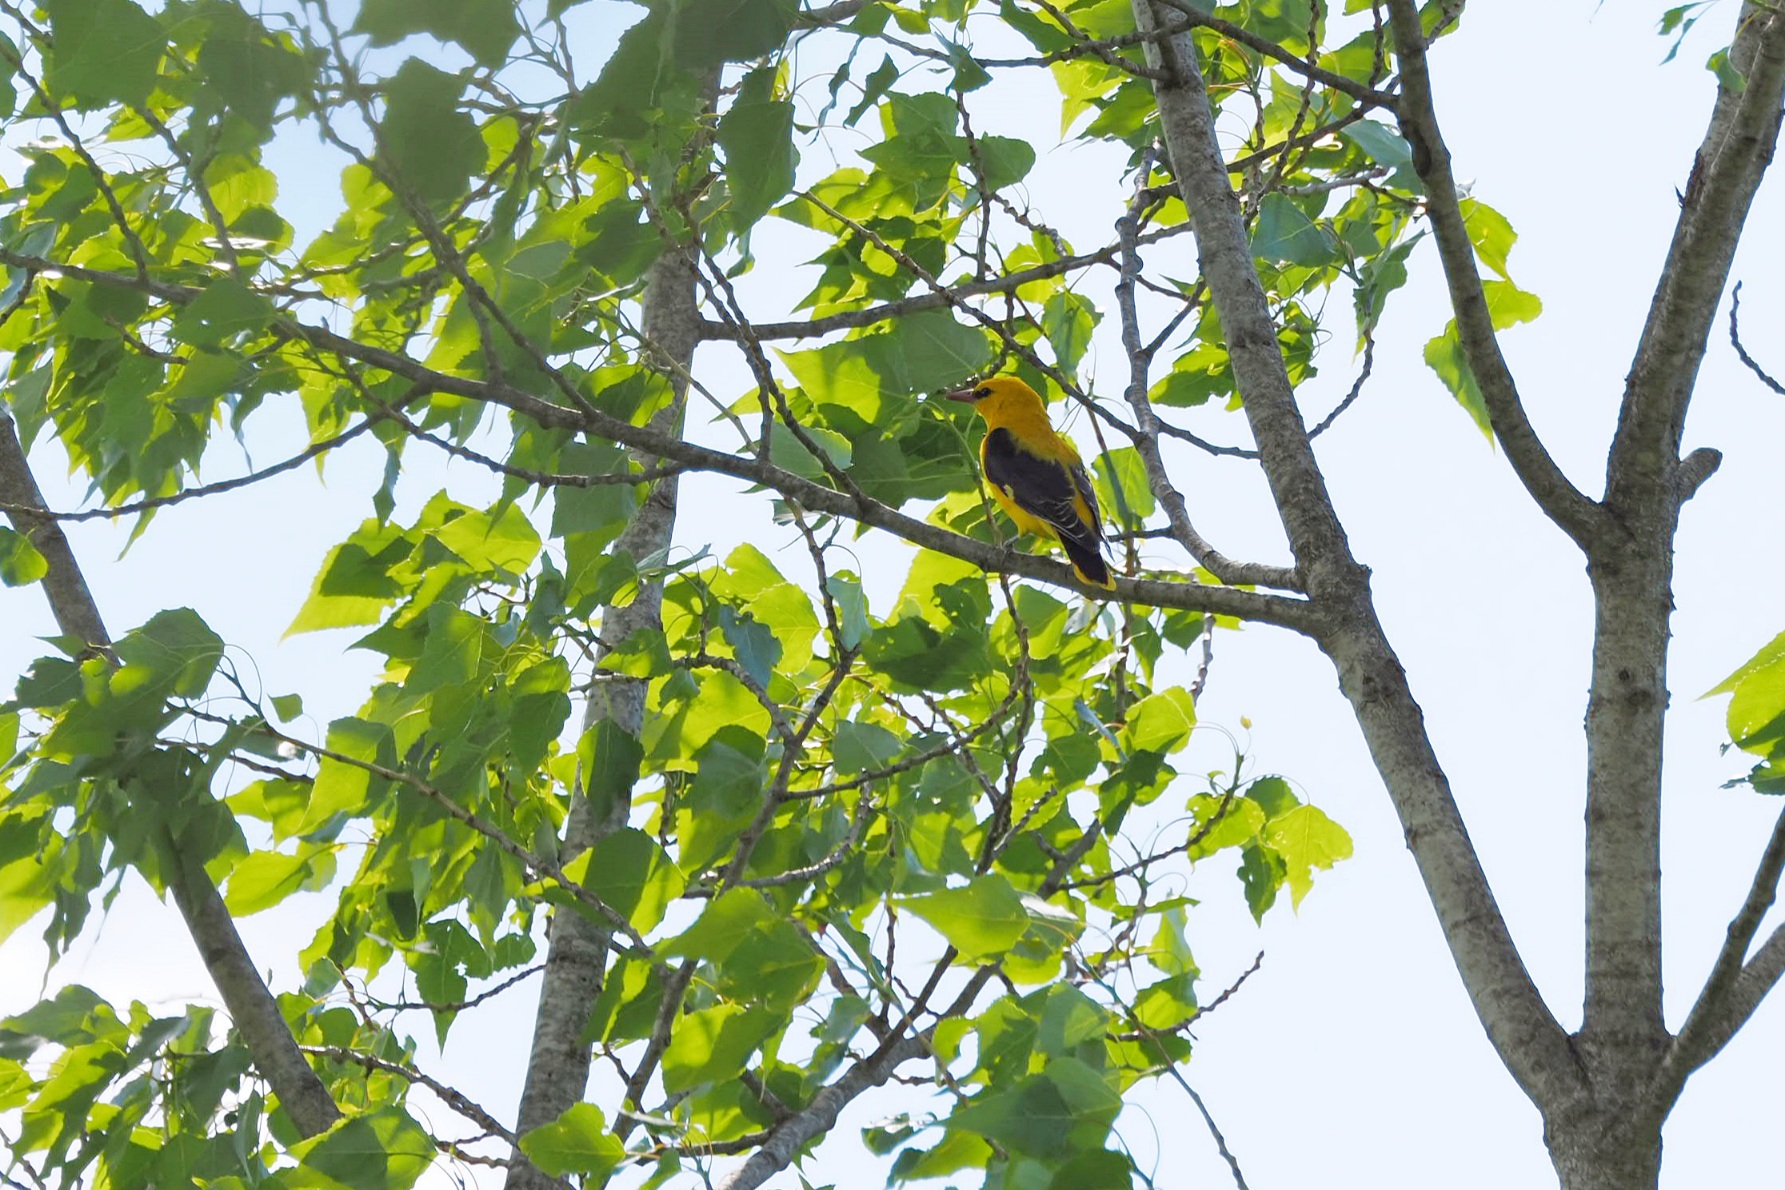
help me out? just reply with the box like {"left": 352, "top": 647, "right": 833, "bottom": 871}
{"left": 0, "top": 1, "right": 1783, "bottom": 1189}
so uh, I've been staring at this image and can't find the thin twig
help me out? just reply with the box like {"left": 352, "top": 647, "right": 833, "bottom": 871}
{"left": 365, "top": 964, "right": 545, "bottom": 1013}
{"left": 0, "top": 416, "right": 382, "bottom": 523}
{"left": 1163, "top": 1067, "right": 1250, "bottom": 1190}
{"left": 1307, "top": 332, "right": 1375, "bottom": 439}
{"left": 1729, "top": 281, "right": 1785, "bottom": 395}
{"left": 300, "top": 1045, "right": 577, "bottom": 1190}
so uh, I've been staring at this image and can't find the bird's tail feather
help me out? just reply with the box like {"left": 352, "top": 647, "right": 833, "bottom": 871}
{"left": 1059, "top": 533, "right": 1116, "bottom": 590}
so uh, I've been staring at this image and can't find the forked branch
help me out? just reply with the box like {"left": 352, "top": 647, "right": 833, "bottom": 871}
{"left": 1606, "top": 3, "right": 1785, "bottom": 517}
{"left": 1385, "top": 0, "right": 1603, "bottom": 548}
{"left": 1128, "top": 0, "right": 1587, "bottom": 1111}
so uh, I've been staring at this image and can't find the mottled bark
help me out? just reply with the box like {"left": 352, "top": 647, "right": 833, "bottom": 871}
{"left": 1581, "top": 5, "right": 1785, "bottom": 1100}
{"left": 1129, "top": 1, "right": 1785, "bottom": 1187}
{"left": 1129, "top": 0, "right": 1584, "bottom": 1114}
{"left": 503, "top": 248, "right": 701, "bottom": 1187}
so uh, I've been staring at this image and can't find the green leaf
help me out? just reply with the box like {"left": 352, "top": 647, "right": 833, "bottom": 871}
{"left": 945, "top": 1077, "right": 1074, "bottom": 1157}
{"left": 568, "top": 828, "right": 684, "bottom": 933}
{"left": 1133, "top": 974, "right": 1198, "bottom": 1030}
{"left": 718, "top": 70, "right": 799, "bottom": 228}
{"left": 195, "top": 6, "right": 308, "bottom": 133}
{"left": 785, "top": 311, "right": 996, "bottom": 408}
{"left": 1178, "top": 793, "right": 1262, "bottom": 862}
{"left": 674, "top": 0, "right": 798, "bottom": 66}
{"left": 833, "top": 720, "right": 902, "bottom": 775}
{"left": 1482, "top": 280, "right": 1543, "bottom": 330}
{"left": 901, "top": 874, "right": 1029, "bottom": 960}
{"left": 1460, "top": 199, "right": 1517, "bottom": 279}
{"left": 1712, "top": 630, "right": 1785, "bottom": 751}
{"left": 1246, "top": 775, "right": 1300, "bottom": 819}
{"left": 846, "top": 56, "right": 900, "bottom": 127}
{"left": 287, "top": 1108, "right": 436, "bottom": 1190}
{"left": 717, "top": 605, "right": 783, "bottom": 688}
{"left": 1708, "top": 630, "right": 1785, "bottom": 698}
{"left": 976, "top": 136, "right": 1036, "bottom": 189}
{"left": 118, "top": 608, "right": 225, "bottom": 698}
{"left": 1045, "top": 1054, "right": 1122, "bottom": 1120}
{"left": 881, "top": 311, "right": 995, "bottom": 393}
{"left": 722, "top": 918, "right": 825, "bottom": 1008}
{"left": 170, "top": 278, "right": 275, "bottom": 348}
{"left": 518, "top": 1103, "right": 625, "bottom": 1179}
{"left": 1423, "top": 282, "right": 1541, "bottom": 438}
{"left": 378, "top": 59, "right": 483, "bottom": 207}
{"left": 307, "top": 718, "right": 389, "bottom": 830}
{"left": 353, "top": 0, "right": 520, "bottom": 69}
{"left": 1264, "top": 804, "right": 1352, "bottom": 907}
{"left": 660, "top": 1002, "right": 780, "bottom": 1093}
{"left": 578, "top": 720, "right": 645, "bottom": 828}
{"left": 1338, "top": 120, "right": 1415, "bottom": 187}
{"left": 3, "top": 984, "right": 111, "bottom": 1043}
{"left": 826, "top": 574, "right": 874, "bottom": 649}
{"left": 1120, "top": 687, "right": 1195, "bottom": 755}
{"left": 224, "top": 846, "right": 334, "bottom": 916}
{"left": 1708, "top": 45, "right": 1746, "bottom": 93}
{"left": 550, "top": 443, "right": 634, "bottom": 545}
{"left": 768, "top": 421, "right": 855, "bottom": 480}
{"left": 1422, "top": 322, "right": 1489, "bottom": 437}
{"left": 0, "top": 844, "right": 58, "bottom": 947}
{"left": 45, "top": 0, "right": 166, "bottom": 108}
{"left": 1042, "top": 291, "right": 1099, "bottom": 380}
{"left": 407, "top": 605, "right": 484, "bottom": 693}
{"left": 1037, "top": 986, "right": 1106, "bottom": 1055}
{"left": 663, "top": 888, "right": 774, "bottom": 962}
{"left": 1245, "top": 846, "right": 1289, "bottom": 921}
{"left": 433, "top": 501, "right": 542, "bottom": 574}
{"left": 1092, "top": 447, "right": 1154, "bottom": 523}
{"left": 287, "top": 524, "right": 409, "bottom": 635}
{"left": 1252, "top": 194, "right": 1334, "bottom": 266}
{"left": 0, "top": 528, "right": 47, "bottom": 587}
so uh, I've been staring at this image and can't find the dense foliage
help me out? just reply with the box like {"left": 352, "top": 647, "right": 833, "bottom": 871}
{"left": 0, "top": 0, "right": 1384, "bottom": 1186}
{"left": 4, "top": 0, "right": 1784, "bottom": 1188}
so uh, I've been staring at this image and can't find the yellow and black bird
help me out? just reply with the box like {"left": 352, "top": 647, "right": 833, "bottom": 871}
{"left": 948, "top": 376, "right": 1115, "bottom": 590}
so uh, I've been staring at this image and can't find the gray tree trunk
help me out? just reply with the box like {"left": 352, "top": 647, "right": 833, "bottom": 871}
{"left": 503, "top": 246, "right": 701, "bottom": 1188}
{"left": 1129, "top": 1, "right": 1785, "bottom": 1188}
{"left": 1546, "top": 1115, "right": 1661, "bottom": 1190}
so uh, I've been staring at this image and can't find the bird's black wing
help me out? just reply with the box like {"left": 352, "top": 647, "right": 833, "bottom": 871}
{"left": 982, "top": 428, "right": 1083, "bottom": 534}
{"left": 983, "top": 428, "right": 1112, "bottom": 586}
{"left": 1068, "top": 460, "right": 1104, "bottom": 540}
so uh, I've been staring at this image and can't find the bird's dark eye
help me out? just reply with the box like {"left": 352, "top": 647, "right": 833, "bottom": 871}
{"left": 975, "top": 386, "right": 990, "bottom": 398}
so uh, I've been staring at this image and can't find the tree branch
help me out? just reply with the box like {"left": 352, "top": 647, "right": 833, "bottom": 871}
{"left": 1129, "top": 0, "right": 1587, "bottom": 1111}
{"left": 1646, "top": 801, "right": 1785, "bottom": 1113}
{"left": 1718, "top": 925, "right": 1785, "bottom": 1048}
{"left": 0, "top": 413, "right": 387, "bottom": 524}
{"left": 1728, "top": 279, "right": 1785, "bottom": 396}
{"left": 1112, "top": 177, "right": 1301, "bottom": 591}
{"left": 1385, "top": 0, "right": 1603, "bottom": 549}
{"left": 698, "top": 224, "right": 1193, "bottom": 342}
{"left": 505, "top": 227, "right": 709, "bottom": 1190}
{"left": 301, "top": 1045, "right": 575, "bottom": 1190}
{"left": 714, "top": 1035, "right": 931, "bottom": 1190}
{"left": 1606, "top": 3, "right": 1785, "bottom": 517}
{"left": 1576, "top": 3, "right": 1785, "bottom": 1095}
{"left": 0, "top": 406, "right": 342, "bottom": 1138}
{"left": 1152, "top": 0, "right": 1400, "bottom": 112}
{"left": 0, "top": 250, "right": 1319, "bottom": 631}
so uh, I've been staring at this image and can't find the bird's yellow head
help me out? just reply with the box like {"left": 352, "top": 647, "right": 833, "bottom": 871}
{"left": 946, "top": 376, "right": 1047, "bottom": 424}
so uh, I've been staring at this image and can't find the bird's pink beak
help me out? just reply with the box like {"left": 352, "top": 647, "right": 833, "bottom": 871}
{"left": 944, "top": 387, "right": 980, "bottom": 403}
